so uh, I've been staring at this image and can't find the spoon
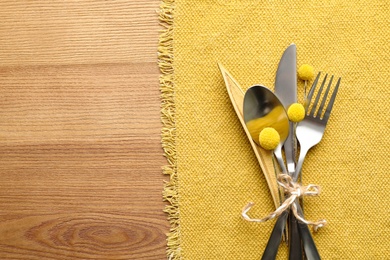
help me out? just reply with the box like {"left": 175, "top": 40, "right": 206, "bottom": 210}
{"left": 243, "top": 85, "right": 289, "bottom": 174}
{"left": 243, "top": 85, "right": 303, "bottom": 259}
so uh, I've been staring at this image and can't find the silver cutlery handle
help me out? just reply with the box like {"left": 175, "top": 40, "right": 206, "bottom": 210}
{"left": 285, "top": 122, "right": 296, "bottom": 174}
{"left": 274, "top": 145, "right": 287, "bottom": 174}
{"left": 261, "top": 211, "right": 288, "bottom": 260}
{"left": 289, "top": 212, "right": 303, "bottom": 260}
{"left": 296, "top": 202, "right": 321, "bottom": 260}
{"left": 293, "top": 146, "right": 309, "bottom": 181}
{"left": 261, "top": 202, "right": 321, "bottom": 260}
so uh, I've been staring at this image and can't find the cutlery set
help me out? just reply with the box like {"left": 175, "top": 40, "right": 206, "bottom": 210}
{"left": 218, "top": 44, "right": 341, "bottom": 259}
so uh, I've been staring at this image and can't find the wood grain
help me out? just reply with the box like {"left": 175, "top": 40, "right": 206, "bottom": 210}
{"left": 0, "top": 1, "right": 168, "bottom": 259}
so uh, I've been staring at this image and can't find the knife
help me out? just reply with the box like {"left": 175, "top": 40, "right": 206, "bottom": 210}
{"left": 274, "top": 44, "right": 322, "bottom": 260}
{"left": 274, "top": 44, "right": 303, "bottom": 259}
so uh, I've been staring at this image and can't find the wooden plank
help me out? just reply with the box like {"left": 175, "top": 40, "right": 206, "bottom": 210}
{"left": 0, "top": 1, "right": 167, "bottom": 259}
{"left": 0, "top": 1, "right": 159, "bottom": 65}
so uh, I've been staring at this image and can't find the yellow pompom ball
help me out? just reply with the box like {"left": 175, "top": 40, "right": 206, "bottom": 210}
{"left": 259, "top": 127, "right": 280, "bottom": 150}
{"left": 298, "top": 64, "right": 314, "bottom": 81}
{"left": 288, "top": 103, "right": 305, "bottom": 122}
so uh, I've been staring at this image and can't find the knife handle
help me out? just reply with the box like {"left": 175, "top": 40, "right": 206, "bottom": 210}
{"left": 261, "top": 211, "right": 288, "bottom": 260}
{"left": 288, "top": 210, "right": 303, "bottom": 260}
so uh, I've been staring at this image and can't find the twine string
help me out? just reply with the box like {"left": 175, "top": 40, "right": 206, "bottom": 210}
{"left": 241, "top": 174, "right": 326, "bottom": 232}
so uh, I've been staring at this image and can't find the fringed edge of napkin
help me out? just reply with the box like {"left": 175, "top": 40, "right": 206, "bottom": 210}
{"left": 159, "top": 0, "right": 181, "bottom": 259}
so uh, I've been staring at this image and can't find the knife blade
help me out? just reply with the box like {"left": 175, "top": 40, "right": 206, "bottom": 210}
{"left": 274, "top": 43, "right": 297, "bottom": 174}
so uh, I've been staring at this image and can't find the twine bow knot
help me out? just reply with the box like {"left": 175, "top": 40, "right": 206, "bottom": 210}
{"left": 242, "top": 174, "right": 326, "bottom": 232}
{"left": 278, "top": 174, "right": 320, "bottom": 198}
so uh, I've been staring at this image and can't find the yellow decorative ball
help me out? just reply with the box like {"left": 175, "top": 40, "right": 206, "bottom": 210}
{"left": 288, "top": 103, "right": 305, "bottom": 122}
{"left": 298, "top": 64, "right": 314, "bottom": 81}
{"left": 259, "top": 127, "right": 280, "bottom": 150}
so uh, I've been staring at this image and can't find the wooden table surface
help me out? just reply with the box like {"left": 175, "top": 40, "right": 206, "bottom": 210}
{"left": 0, "top": 1, "right": 168, "bottom": 259}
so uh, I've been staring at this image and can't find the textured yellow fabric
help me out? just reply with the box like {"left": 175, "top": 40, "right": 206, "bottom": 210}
{"left": 162, "top": 0, "right": 390, "bottom": 259}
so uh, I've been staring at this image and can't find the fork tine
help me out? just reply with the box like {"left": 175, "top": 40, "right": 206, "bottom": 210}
{"left": 309, "top": 74, "right": 328, "bottom": 117}
{"left": 317, "top": 75, "right": 334, "bottom": 118}
{"left": 306, "top": 72, "right": 321, "bottom": 110}
{"left": 323, "top": 77, "right": 341, "bottom": 122}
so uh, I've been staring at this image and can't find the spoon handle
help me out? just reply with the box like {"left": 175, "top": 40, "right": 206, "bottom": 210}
{"left": 261, "top": 211, "right": 288, "bottom": 260}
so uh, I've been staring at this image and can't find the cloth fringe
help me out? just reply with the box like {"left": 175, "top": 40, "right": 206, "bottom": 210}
{"left": 159, "top": 0, "right": 180, "bottom": 259}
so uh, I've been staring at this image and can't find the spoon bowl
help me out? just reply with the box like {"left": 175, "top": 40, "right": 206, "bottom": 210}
{"left": 243, "top": 85, "right": 289, "bottom": 173}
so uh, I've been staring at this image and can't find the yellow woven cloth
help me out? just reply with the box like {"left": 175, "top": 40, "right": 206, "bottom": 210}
{"left": 160, "top": 0, "right": 390, "bottom": 259}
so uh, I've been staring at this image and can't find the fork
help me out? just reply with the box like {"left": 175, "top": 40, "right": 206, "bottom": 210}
{"left": 293, "top": 72, "right": 341, "bottom": 181}
{"left": 262, "top": 73, "right": 341, "bottom": 259}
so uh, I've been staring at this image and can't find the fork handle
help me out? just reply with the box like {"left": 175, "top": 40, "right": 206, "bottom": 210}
{"left": 293, "top": 146, "right": 309, "bottom": 181}
{"left": 296, "top": 201, "right": 321, "bottom": 260}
